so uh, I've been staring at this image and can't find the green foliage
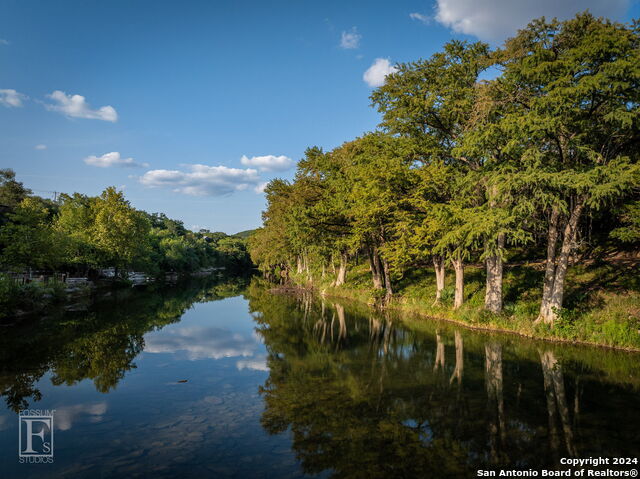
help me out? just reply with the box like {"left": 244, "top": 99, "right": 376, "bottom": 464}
{"left": 611, "top": 200, "right": 640, "bottom": 244}
{"left": 552, "top": 308, "right": 579, "bottom": 339}
{"left": 372, "top": 40, "right": 498, "bottom": 267}
{"left": 0, "top": 274, "right": 68, "bottom": 318}
{"left": 216, "top": 236, "right": 253, "bottom": 270}
{"left": 0, "top": 175, "right": 252, "bottom": 286}
{"left": 55, "top": 193, "right": 99, "bottom": 267}
{"left": 0, "top": 274, "right": 18, "bottom": 316}
{"left": 249, "top": 12, "right": 639, "bottom": 337}
{"left": 90, "top": 187, "right": 152, "bottom": 272}
{"left": 0, "top": 197, "right": 65, "bottom": 270}
{"left": 0, "top": 168, "right": 31, "bottom": 210}
{"left": 233, "top": 229, "right": 256, "bottom": 239}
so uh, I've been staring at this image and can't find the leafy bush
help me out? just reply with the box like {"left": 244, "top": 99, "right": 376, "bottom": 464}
{"left": 0, "top": 277, "right": 71, "bottom": 318}
{"left": 0, "top": 274, "right": 19, "bottom": 317}
{"left": 551, "top": 308, "right": 579, "bottom": 339}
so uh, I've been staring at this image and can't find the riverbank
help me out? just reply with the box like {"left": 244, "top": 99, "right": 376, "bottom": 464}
{"left": 285, "top": 258, "right": 640, "bottom": 351}
{"left": 0, "top": 269, "right": 240, "bottom": 321}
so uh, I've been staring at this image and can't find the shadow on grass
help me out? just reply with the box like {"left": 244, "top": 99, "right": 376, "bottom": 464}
{"left": 564, "top": 259, "right": 640, "bottom": 313}
{"left": 503, "top": 265, "right": 543, "bottom": 305}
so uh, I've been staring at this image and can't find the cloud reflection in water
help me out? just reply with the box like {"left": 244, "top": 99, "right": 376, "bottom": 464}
{"left": 144, "top": 325, "right": 262, "bottom": 362}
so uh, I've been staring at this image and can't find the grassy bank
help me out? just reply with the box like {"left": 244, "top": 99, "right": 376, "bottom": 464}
{"left": 290, "top": 259, "right": 640, "bottom": 350}
{"left": 0, "top": 271, "right": 254, "bottom": 321}
{"left": 0, "top": 275, "right": 71, "bottom": 319}
{"left": 0, "top": 274, "right": 182, "bottom": 320}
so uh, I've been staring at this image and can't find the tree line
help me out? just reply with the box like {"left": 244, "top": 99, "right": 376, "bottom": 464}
{"left": 0, "top": 169, "right": 252, "bottom": 278}
{"left": 248, "top": 13, "right": 640, "bottom": 326}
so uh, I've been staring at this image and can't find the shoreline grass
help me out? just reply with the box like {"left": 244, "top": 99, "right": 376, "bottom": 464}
{"left": 288, "top": 259, "right": 640, "bottom": 351}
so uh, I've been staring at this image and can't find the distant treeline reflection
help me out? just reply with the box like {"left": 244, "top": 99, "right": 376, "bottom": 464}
{"left": 0, "top": 275, "right": 250, "bottom": 412}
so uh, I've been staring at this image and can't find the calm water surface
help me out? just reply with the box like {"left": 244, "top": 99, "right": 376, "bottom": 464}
{"left": 1, "top": 276, "right": 639, "bottom": 478}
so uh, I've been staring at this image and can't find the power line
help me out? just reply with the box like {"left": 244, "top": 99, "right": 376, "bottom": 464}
{"left": 30, "top": 189, "right": 60, "bottom": 201}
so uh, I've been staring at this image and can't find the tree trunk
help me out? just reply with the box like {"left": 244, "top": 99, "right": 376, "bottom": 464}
{"left": 547, "top": 200, "right": 585, "bottom": 320}
{"left": 280, "top": 263, "right": 290, "bottom": 284}
{"left": 434, "top": 330, "right": 445, "bottom": 372}
{"left": 368, "top": 247, "right": 384, "bottom": 289}
{"left": 538, "top": 207, "right": 560, "bottom": 323}
{"left": 538, "top": 199, "right": 585, "bottom": 325}
{"left": 382, "top": 257, "right": 393, "bottom": 300}
{"left": 335, "top": 252, "right": 348, "bottom": 286}
{"left": 484, "top": 233, "right": 505, "bottom": 313}
{"left": 452, "top": 257, "right": 464, "bottom": 309}
{"left": 296, "top": 255, "right": 303, "bottom": 274}
{"left": 485, "top": 342, "right": 506, "bottom": 462}
{"left": 433, "top": 255, "right": 446, "bottom": 305}
{"left": 303, "top": 292, "right": 311, "bottom": 322}
{"left": 450, "top": 330, "right": 463, "bottom": 385}
{"left": 335, "top": 303, "right": 347, "bottom": 343}
{"left": 539, "top": 350, "right": 577, "bottom": 457}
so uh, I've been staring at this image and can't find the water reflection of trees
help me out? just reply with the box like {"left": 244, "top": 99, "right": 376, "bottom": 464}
{"left": 539, "top": 350, "right": 577, "bottom": 459}
{"left": 246, "top": 280, "right": 640, "bottom": 477}
{"left": 485, "top": 342, "right": 506, "bottom": 464}
{"left": 0, "top": 275, "right": 250, "bottom": 411}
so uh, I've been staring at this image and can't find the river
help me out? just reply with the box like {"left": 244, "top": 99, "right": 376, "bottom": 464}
{"left": 1, "top": 276, "right": 638, "bottom": 478}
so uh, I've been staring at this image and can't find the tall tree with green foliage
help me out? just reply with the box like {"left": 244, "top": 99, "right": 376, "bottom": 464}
{"left": 390, "top": 160, "right": 457, "bottom": 304}
{"left": 495, "top": 13, "right": 640, "bottom": 324}
{"left": 249, "top": 179, "right": 298, "bottom": 281}
{"left": 55, "top": 193, "right": 99, "bottom": 271}
{"left": 338, "top": 133, "right": 417, "bottom": 299}
{"left": 371, "top": 40, "right": 492, "bottom": 309}
{"left": 0, "top": 197, "right": 62, "bottom": 271}
{"left": 454, "top": 79, "right": 533, "bottom": 313}
{"left": 0, "top": 169, "right": 31, "bottom": 210}
{"left": 90, "top": 187, "right": 151, "bottom": 276}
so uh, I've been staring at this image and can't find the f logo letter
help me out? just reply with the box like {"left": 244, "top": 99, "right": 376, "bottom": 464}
{"left": 22, "top": 418, "right": 49, "bottom": 454}
{"left": 19, "top": 413, "right": 54, "bottom": 458}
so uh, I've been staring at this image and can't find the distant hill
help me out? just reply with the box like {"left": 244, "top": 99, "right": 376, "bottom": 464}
{"left": 233, "top": 229, "right": 257, "bottom": 239}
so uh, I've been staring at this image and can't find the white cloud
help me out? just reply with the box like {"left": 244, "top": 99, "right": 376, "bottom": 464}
{"left": 254, "top": 182, "right": 269, "bottom": 194}
{"left": 140, "top": 164, "right": 261, "bottom": 196}
{"left": 144, "top": 326, "right": 259, "bottom": 360}
{"left": 409, "top": 12, "right": 431, "bottom": 24}
{"left": 84, "top": 152, "right": 148, "bottom": 168}
{"left": 236, "top": 357, "right": 269, "bottom": 371}
{"left": 0, "top": 39, "right": 9, "bottom": 45}
{"left": 35, "top": 144, "right": 47, "bottom": 150}
{"left": 45, "top": 90, "right": 118, "bottom": 122}
{"left": 0, "top": 89, "right": 26, "bottom": 107}
{"left": 434, "top": 0, "right": 629, "bottom": 41}
{"left": 363, "top": 58, "right": 398, "bottom": 87}
{"left": 340, "top": 27, "right": 361, "bottom": 49}
{"left": 240, "top": 154, "right": 293, "bottom": 172}
{"left": 55, "top": 402, "right": 108, "bottom": 431}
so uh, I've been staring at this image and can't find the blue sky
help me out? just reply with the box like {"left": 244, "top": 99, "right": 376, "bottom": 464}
{"left": 1, "top": 0, "right": 638, "bottom": 234}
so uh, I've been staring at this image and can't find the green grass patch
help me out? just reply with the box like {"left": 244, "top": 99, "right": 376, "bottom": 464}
{"left": 290, "top": 259, "right": 640, "bottom": 350}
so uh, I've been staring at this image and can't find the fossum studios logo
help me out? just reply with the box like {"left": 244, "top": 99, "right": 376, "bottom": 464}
{"left": 18, "top": 409, "right": 55, "bottom": 463}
